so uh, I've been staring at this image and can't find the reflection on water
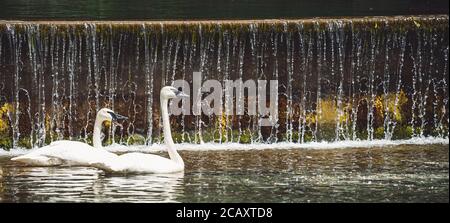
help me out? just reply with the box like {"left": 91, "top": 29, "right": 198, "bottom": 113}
{"left": 0, "top": 144, "right": 448, "bottom": 202}
{"left": 0, "top": 167, "right": 184, "bottom": 202}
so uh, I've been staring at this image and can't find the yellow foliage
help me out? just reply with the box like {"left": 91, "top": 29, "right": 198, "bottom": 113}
{"left": 374, "top": 96, "right": 384, "bottom": 117}
{"left": 220, "top": 112, "right": 227, "bottom": 132}
{"left": 0, "top": 103, "right": 13, "bottom": 132}
{"left": 104, "top": 120, "right": 112, "bottom": 128}
{"left": 374, "top": 90, "right": 408, "bottom": 122}
{"left": 45, "top": 114, "right": 52, "bottom": 132}
{"left": 314, "top": 99, "right": 338, "bottom": 123}
{"left": 314, "top": 100, "right": 338, "bottom": 123}
{"left": 305, "top": 98, "right": 350, "bottom": 125}
{"left": 305, "top": 112, "right": 316, "bottom": 124}
{"left": 303, "top": 91, "right": 407, "bottom": 126}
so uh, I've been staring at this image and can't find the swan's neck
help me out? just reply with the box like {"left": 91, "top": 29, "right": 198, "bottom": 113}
{"left": 93, "top": 117, "right": 104, "bottom": 149}
{"left": 161, "top": 97, "right": 184, "bottom": 167}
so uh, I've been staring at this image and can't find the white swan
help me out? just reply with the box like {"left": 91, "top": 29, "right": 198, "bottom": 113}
{"left": 11, "top": 108, "right": 127, "bottom": 166}
{"left": 12, "top": 86, "right": 188, "bottom": 174}
{"left": 90, "top": 86, "right": 188, "bottom": 173}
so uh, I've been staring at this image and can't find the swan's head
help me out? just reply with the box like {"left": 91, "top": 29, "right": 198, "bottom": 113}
{"left": 96, "top": 108, "right": 128, "bottom": 124}
{"left": 160, "top": 86, "right": 189, "bottom": 100}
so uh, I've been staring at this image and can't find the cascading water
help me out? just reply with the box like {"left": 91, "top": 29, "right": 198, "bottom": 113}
{"left": 0, "top": 16, "right": 448, "bottom": 149}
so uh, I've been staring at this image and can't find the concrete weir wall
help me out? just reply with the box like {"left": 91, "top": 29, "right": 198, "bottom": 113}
{"left": 0, "top": 15, "right": 448, "bottom": 148}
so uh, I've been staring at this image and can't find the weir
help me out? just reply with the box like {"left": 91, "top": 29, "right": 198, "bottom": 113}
{"left": 0, "top": 15, "right": 448, "bottom": 149}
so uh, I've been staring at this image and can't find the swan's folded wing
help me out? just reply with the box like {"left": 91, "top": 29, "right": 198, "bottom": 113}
{"left": 10, "top": 141, "right": 118, "bottom": 167}
{"left": 116, "top": 153, "right": 183, "bottom": 173}
{"left": 11, "top": 143, "right": 63, "bottom": 166}
{"left": 88, "top": 157, "right": 124, "bottom": 173}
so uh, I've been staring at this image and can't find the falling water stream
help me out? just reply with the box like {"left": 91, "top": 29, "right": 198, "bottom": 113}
{"left": 0, "top": 16, "right": 448, "bottom": 148}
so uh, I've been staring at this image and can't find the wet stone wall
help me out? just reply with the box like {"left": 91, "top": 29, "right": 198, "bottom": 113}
{"left": 0, "top": 15, "right": 448, "bottom": 149}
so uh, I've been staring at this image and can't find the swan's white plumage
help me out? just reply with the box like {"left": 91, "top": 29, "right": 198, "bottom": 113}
{"left": 11, "top": 141, "right": 118, "bottom": 166}
{"left": 11, "top": 108, "right": 121, "bottom": 167}
{"left": 11, "top": 141, "right": 182, "bottom": 173}
{"left": 88, "top": 86, "right": 187, "bottom": 174}
{"left": 11, "top": 87, "right": 187, "bottom": 174}
{"left": 91, "top": 153, "right": 183, "bottom": 173}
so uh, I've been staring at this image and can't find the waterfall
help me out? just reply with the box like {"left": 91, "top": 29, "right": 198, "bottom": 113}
{"left": 0, "top": 16, "right": 448, "bottom": 149}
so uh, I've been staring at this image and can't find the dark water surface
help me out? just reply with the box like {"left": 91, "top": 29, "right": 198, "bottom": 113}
{"left": 0, "top": 0, "right": 448, "bottom": 20}
{"left": 0, "top": 144, "right": 448, "bottom": 202}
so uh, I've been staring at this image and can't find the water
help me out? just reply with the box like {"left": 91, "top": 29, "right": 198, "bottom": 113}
{"left": 0, "top": 0, "right": 448, "bottom": 20}
{"left": 0, "top": 143, "right": 447, "bottom": 202}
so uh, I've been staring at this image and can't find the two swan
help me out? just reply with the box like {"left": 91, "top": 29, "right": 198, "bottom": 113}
{"left": 11, "top": 108, "right": 126, "bottom": 166}
{"left": 12, "top": 86, "right": 188, "bottom": 174}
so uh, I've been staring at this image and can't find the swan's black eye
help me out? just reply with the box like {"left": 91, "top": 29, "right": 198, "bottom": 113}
{"left": 178, "top": 87, "right": 182, "bottom": 92}
{"left": 107, "top": 111, "right": 128, "bottom": 121}
{"left": 174, "top": 87, "right": 182, "bottom": 95}
{"left": 107, "top": 111, "right": 117, "bottom": 120}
